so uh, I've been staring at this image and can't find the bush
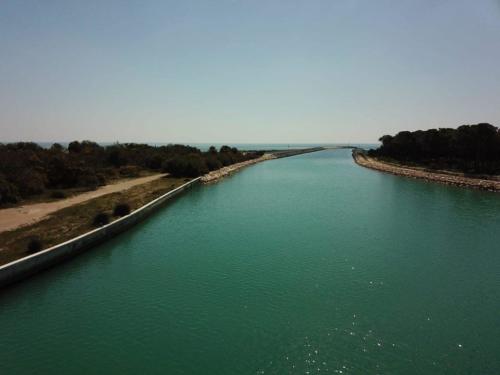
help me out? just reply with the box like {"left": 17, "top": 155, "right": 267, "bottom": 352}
{"left": 145, "top": 155, "right": 163, "bottom": 170}
{"left": 162, "top": 154, "right": 209, "bottom": 177}
{"left": 205, "top": 156, "right": 222, "bottom": 171}
{"left": 68, "top": 141, "right": 82, "bottom": 153}
{"left": 0, "top": 141, "right": 257, "bottom": 205}
{"left": 92, "top": 212, "right": 110, "bottom": 227}
{"left": 119, "top": 165, "right": 140, "bottom": 177}
{"left": 50, "top": 190, "right": 66, "bottom": 199}
{"left": 78, "top": 170, "right": 100, "bottom": 189}
{"left": 0, "top": 174, "right": 20, "bottom": 204}
{"left": 27, "top": 237, "right": 42, "bottom": 254}
{"left": 96, "top": 173, "right": 106, "bottom": 186}
{"left": 113, "top": 203, "right": 131, "bottom": 217}
{"left": 14, "top": 169, "right": 46, "bottom": 197}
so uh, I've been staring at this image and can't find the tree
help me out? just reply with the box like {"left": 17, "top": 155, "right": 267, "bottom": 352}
{"left": 370, "top": 123, "right": 500, "bottom": 174}
{"left": 68, "top": 141, "right": 82, "bottom": 153}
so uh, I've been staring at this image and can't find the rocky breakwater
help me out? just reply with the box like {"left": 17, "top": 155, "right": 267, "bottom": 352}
{"left": 201, "top": 147, "right": 325, "bottom": 183}
{"left": 201, "top": 154, "right": 276, "bottom": 183}
{"left": 272, "top": 147, "right": 324, "bottom": 158}
{"left": 352, "top": 149, "right": 500, "bottom": 192}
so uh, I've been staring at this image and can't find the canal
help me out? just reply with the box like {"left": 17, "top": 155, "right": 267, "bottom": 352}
{"left": 1, "top": 149, "right": 499, "bottom": 374}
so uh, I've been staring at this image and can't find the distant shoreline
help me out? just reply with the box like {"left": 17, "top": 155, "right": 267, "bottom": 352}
{"left": 201, "top": 147, "right": 325, "bottom": 183}
{"left": 352, "top": 149, "right": 500, "bottom": 192}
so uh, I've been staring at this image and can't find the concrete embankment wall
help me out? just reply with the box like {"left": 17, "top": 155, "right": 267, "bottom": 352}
{"left": 0, "top": 178, "right": 201, "bottom": 288}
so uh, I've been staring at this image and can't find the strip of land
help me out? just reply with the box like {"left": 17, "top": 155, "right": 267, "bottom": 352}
{"left": 0, "top": 176, "right": 186, "bottom": 265}
{"left": 0, "top": 173, "right": 168, "bottom": 233}
{"left": 201, "top": 147, "right": 325, "bottom": 183}
{"left": 201, "top": 153, "right": 276, "bottom": 183}
{"left": 353, "top": 150, "right": 500, "bottom": 192}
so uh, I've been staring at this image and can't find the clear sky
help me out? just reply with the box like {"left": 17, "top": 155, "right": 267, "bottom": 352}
{"left": 1, "top": 0, "right": 499, "bottom": 143}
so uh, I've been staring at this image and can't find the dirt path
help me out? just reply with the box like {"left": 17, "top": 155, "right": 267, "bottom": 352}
{"left": 0, "top": 174, "right": 167, "bottom": 233}
{"left": 353, "top": 151, "right": 500, "bottom": 192}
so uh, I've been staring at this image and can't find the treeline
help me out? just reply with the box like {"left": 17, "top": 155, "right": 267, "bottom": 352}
{"left": 368, "top": 123, "right": 500, "bottom": 174}
{"left": 0, "top": 141, "right": 263, "bottom": 205}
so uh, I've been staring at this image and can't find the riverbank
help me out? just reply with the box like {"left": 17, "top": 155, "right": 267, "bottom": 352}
{"left": 353, "top": 149, "right": 500, "bottom": 192}
{"left": 0, "top": 176, "right": 186, "bottom": 266}
{"left": 0, "top": 173, "right": 168, "bottom": 233}
{"left": 201, "top": 154, "right": 276, "bottom": 183}
{"left": 201, "top": 147, "right": 325, "bottom": 183}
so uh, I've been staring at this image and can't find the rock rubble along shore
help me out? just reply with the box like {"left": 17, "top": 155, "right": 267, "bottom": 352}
{"left": 201, "top": 154, "right": 276, "bottom": 183}
{"left": 352, "top": 149, "right": 500, "bottom": 192}
{"left": 201, "top": 147, "right": 325, "bottom": 183}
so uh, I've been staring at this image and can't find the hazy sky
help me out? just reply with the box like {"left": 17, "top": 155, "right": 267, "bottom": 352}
{"left": 1, "top": 0, "right": 500, "bottom": 143}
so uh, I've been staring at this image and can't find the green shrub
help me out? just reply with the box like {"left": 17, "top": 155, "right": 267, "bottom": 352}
{"left": 0, "top": 141, "right": 259, "bottom": 205}
{"left": 113, "top": 203, "right": 131, "bottom": 217}
{"left": 0, "top": 174, "right": 20, "bottom": 204}
{"left": 96, "top": 173, "right": 106, "bottom": 186}
{"left": 92, "top": 212, "right": 110, "bottom": 227}
{"left": 78, "top": 170, "right": 100, "bottom": 189}
{"left": 205, "top": 156, "right": 222, "bottom": 171}
{"left": 50, "top": 190, "right": 66, "bottom": 199}
{"left": 162, "top": 154, "right": 209, "bottom": 177}
{"left": 119, "top": 165, "right": 140, "bottom": 177}
{"left": 14, "top": 169, "right": 46, "bottom": 197}
{"left": 27, "top": 237, "right": 42, "bottom": 254}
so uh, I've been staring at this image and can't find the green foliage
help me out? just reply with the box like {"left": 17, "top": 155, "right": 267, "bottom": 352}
{"left": 369, "top": 123, "right": 500, "bottom": 174}
{"left": 92, "top": 212, "right": 110, "bottom": 227}
{"left": 27, "top": 237, "right": 42, "bottom": 254}
{"left": 162, "top": 154, "right": 209, "bottom": 177}
{"left": 0, "top": 173, "right": 20, "bottom": 204}
{"left": 0, "top": 142, "right": 261, "bottom": 205}
{"left": 113, "top": 203, "right": 131, "bottom": 217}
{"left": 68, "top": 141, "right": 82, "bottom": 153}
{"left": 118, "top": 165, "right": 141, "bottom": 178}
{"left": 14, "top": 169, "right": 46, "bottom": 197}
{"left": 205, "top": 155, "right": 222, "bottom": 171}
{"left": 50, "top": 190, "right": 66, "bottom": 199}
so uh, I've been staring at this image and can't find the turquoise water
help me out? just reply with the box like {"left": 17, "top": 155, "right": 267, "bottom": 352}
{"left": 1, "top": 149, "right": 499, "bottom": 374}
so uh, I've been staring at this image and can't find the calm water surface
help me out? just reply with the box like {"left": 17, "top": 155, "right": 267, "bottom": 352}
{"left": 1, "top": 150, "right": 499, "bottom": 374}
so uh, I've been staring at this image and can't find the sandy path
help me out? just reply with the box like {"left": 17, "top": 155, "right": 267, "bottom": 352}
{"left": 0, "top": 174, "right": 167, "bottom": 233}
{"left": 353, "top": 151, "right": 500, "bottom": 192}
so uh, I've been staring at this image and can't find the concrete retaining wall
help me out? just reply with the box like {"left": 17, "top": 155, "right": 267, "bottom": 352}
{"left": 0, "top": 177, "right": 201, "bottom": 288}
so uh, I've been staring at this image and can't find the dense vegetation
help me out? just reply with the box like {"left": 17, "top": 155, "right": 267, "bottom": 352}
{"left": 368, "top": 123, "right": 500, "bottom": 175}
{"left": 0, "top": 142, "right": 262, "bottom": 205}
